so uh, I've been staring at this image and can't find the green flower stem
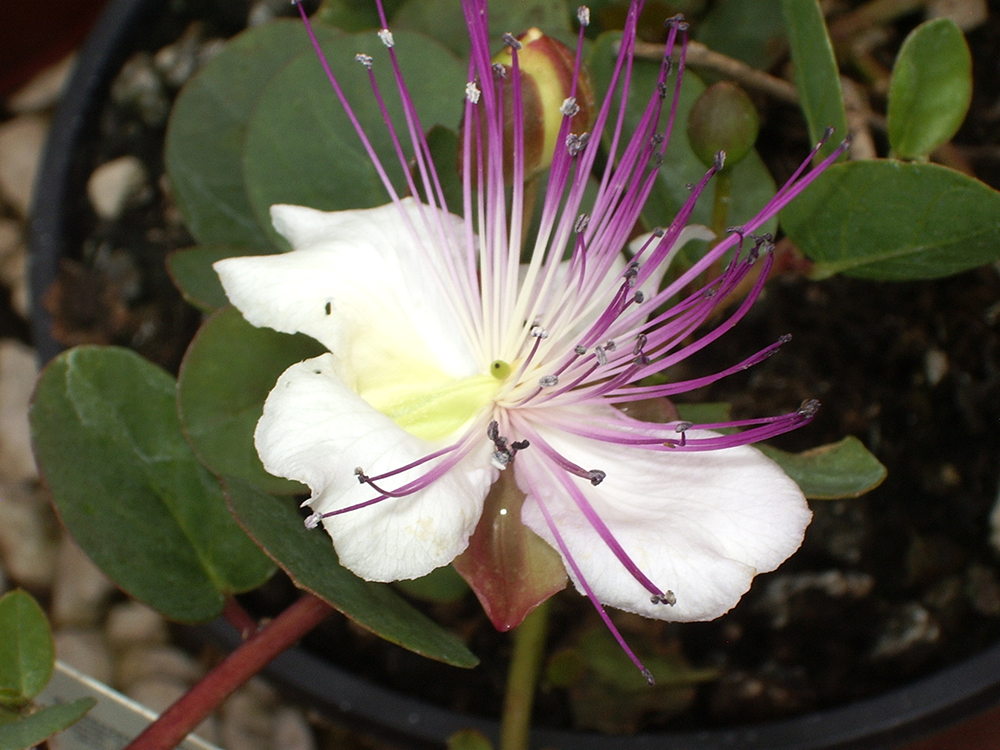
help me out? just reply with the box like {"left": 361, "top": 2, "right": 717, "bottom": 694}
{"left": 124, "top": 594, "right": 331, "bottom": 750}
{"left": 499, "top": 599, "right": 550, "bottom": 750}
{"left": 704, "top": 168, "right": 733, "bottom": 285}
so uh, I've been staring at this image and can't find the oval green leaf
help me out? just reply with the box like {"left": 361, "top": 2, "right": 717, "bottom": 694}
{"left": 165, "top": 21, "right": 338, "bottom": 249}
{"left": 242, "top": 29, "right": 465, "bottom": 248}
{"left": 887, "top": 18, "right": 972, "bottom": 160}
{"left": 392, "top": 0, "right": 573, "bottom": 57}
{"left": 30, "top": 347, "right": 275, "bottom": 623}
{"left": 760, "top": 436, "right": 886, "bottom": 500}
{"left": 782, "top": 160, "right": 1000, "bottom": 280}
{"left": 223, "top": 477, "right": 479, "bottom": 668}
{"left": 589, "top": 33, "right": 777, "bottom": 243}
{"left": 178, "top": 307, "right": 325, "bottom": 495}
{"left": 0, "top": 698, "right": 95, "bottom": 750}
{"left": 167, "top": 245, "right": 265, "bottom": 312}
{"left": 0, "top": 592, "right": 53, "bottom": 708}
{"left": 697, "top": 0, "right": 787, "bottom": 71}
{"left": 780, "top": 0, "right": 847, "bottom": 159}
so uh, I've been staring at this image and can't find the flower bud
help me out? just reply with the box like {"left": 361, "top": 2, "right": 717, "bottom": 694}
{"left": 687, "top": 81, "right": 760, "bottom": 171}
{"left": 462, "top": 29, "right": 594, "bottom": 184}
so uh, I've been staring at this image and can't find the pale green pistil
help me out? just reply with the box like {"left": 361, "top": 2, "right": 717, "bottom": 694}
{"left": 361, "top": 365, "right": 504, "bottom": 442}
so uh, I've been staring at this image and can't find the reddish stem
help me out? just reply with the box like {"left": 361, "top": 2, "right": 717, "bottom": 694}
{"left": 222, "top": 596, "right": 259, "bottom": 639}
{"left": 124, "top": 594, "right": 332, "bottom": 750}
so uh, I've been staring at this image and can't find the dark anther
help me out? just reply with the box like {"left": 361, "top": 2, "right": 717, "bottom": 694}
{"left": 633, "top": 333, "right": 647, "bottom": 356}
{"left": 685, "top": 182, "right": 694, "bottom": 191}
{"left": 594, "top": 346, "right": 608, "bottom": 366}
{"left": 574, "top": 345, "right": 587, "bottom": 355}
{"left": 354, "top": 467, "right": 368, "bottom": 483}
{"left": 650, "top": 133, "right": 664, "bottom": 149}
{"left": 823, "top": 125, "right": 835, "bottom": 140}
{"left": 625, "top": 262, "right": 639, "bottom": 287}
{"left": 633, "top": 291, "right": 645, "bottom": 304}
{"left": 574, "top": 214, "right": 590, "bottom": 233}
{"left": 726, "top": 225, "right": 746, "bottom": 237}
{"left": 663, "top": 58, "right": 674, "bottom": 77}
{"left": 324, "top": 302, "right": 332, "bottom": 315}
{"left": 798, "top": 399, "right": 821, "bottom": 418}
{"left": 605, "top": 340, "right": 616, "bottom": 352}
{"left": 587, "top": 469, "right": 606, "bottom": 486}
{"left": 650, "top": 591, "right": 676, "bottom": 605}
{"left": 664, "top": 14, "right": 689, "bottom": 31}
{"left": 652, "top": 227, "right": 665, "bottom": 238}
{"left": 713, "top": 150, "right": 726, "bottom": 171}
{"left": 492, "top": 62, "right": 506, "bottom": 78}
{"left": 502, "top": 32, "right": 522, "bottom": 50}
{"left": 674, "top": 421, "right": 692, "bottom": 447}
{"left": 487, "top": 420, "right": 501, "bottom": 444}
{"left": 656, "top": 81, "right": 669, "bottom": 99}
{"left": 642, "top": 668, "right": 656, "bottom": 687}
{"left": 539, "top": 375, "right": 559, "bottom": 387}
{"left": 511, "top": 440, "right": 530, "bottom": 451}
{"left": 779, "top": 333, "right": 793, "bottom": 344}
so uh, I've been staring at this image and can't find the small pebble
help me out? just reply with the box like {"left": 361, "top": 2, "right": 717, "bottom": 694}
{"left": 272, "top": 707, "right": 316, "bottom": 750}
{"left": 116, "top": 645, "right": 204, "bottom": 691}
{"left": 924, "top": 348, "right": 948, "bottom": 387}
{"left": 8, "top": 54, "right": 76, "bottom": 113}
{"left": 0, "top": 114, "right": 48, "bottom": 216}
{"left": 51, "top": 537, "right": 115, "bottom": 628}
{"left": 87, "top": 155, "right": 149, "bottom": 220}
{"left": 0, "top": 480, "right": 58, "bottom": 588}
{"left": 928, "top": 0, "right": 988, "bottom": 30}
{"left": 221, "top": 688, "right": 276, "bottom": 750}
{"left": 111, "top": 53, "right": 170, "bottom": 126}
{"left": 0, "top": 341, "right": 39, "bottom": 481}
{"left": 106, "top": 601, "right": 169, "bottom": 649}
{"left": 870, "top": 603, "right": 940, "bottom": 659}
{"left": 54, "top": 628, "right": 114, "bottom": 685}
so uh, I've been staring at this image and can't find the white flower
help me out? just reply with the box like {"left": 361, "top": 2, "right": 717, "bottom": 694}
{"left": 216, "top": 0, "right": 844, "bottom": 678}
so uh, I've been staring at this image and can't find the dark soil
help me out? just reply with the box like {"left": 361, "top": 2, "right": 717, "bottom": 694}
{"left": 27, "top": 0, "right": 1000, "bottom": 740}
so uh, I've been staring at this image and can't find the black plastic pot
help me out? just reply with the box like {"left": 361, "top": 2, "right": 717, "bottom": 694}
{"left": 28, "top": 0, "right": 1000, "bottom": 748}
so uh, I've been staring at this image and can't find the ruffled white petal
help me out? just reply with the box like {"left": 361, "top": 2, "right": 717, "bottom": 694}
{"left": 214, "top": 199, "right": 479, "bottom": 393}
{"left": 256, "top": 353, "right": 495, "bottom": 582}
{"left": 516, "top": 404, "right": 811, "bottom": 621}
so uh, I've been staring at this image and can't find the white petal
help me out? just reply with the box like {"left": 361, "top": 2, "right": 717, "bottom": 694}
{"left": 516, "top": 405, "right": 811, "bottom": 621}
{"left": 256, "top": 354, "right": 495, "bottom": 582}
{"left": 214, "top": 199, "right": 479, "bottom": 391}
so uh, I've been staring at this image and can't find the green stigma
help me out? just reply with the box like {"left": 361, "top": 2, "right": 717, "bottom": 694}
{"left": 490, "top": 360, "right": 512, "bottom": 380}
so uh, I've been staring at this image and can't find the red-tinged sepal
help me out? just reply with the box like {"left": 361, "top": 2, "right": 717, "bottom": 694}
{"left": 454, "top": 469, "right": 567, "bottom": 631}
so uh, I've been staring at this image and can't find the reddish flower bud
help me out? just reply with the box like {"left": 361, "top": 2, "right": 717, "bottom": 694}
{"left": 462, "top": 28, "right": 595, "bottom": 184}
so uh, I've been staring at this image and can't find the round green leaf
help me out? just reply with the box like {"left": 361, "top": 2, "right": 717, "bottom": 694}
{"left": 223, "top": 477, "right": 479, "bottom": 668}
{"left": 759, "top": 436, "right": 886, "bottom": 500}
{"left": 242, "top": 29, "right": 465, "bottom": 247}
{"left": 178, "top": 307, "right": 325, "bottom": 495}
{"left": 697, "top": 0, "right": 787, "bottom": 71}
{"left": 392, "top": 0, "right": 573, "bottom": 57}
{"left": 782, "top": 160, "right": 1000, "bottom": 280}
{"left": 30, "top": 347, "right": 275, "bottom": 623}
{"left": 167, "top": 245, "right": 265, "bottom": 312}
{"left": 166, "top": 21, "right": 339, "bottom": 249}
{"left": 0, "top": 592, "right": 53, "bottom": 707}
{"left": 887, "top": 18, "right": 972, "bottom": 160}
{"left": 0, "top": 699, "right": 95, "bottom": 750}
